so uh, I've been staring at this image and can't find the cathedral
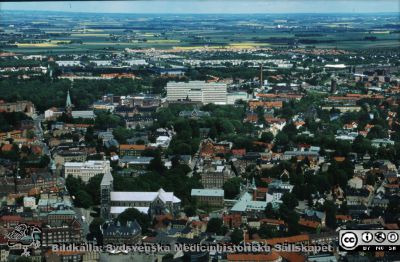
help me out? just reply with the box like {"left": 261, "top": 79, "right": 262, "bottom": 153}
{"left": 100, "top": 171, "right": 181, "bottom": 220}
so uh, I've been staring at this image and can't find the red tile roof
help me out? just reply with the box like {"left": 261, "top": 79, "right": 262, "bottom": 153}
{"left": 119, "top": 144, "right": 146, "bottom": 150}
{"left": 259, "top": 218, "right": 285, "bottom": 226}
{"left": 227, "top": 252, "right": 281, "bottom": 262}
{"left": 265, "top": 117, "right": 286, "bottom": 124}
{"left": 336, "top": 215, "right": 352, "bottom": 221}
{"left": 244, "top": 114, "right": 258, "bottom": 123}
{"left": 278, "top": 252, "right": 306, "bottom": 262}
{"left": 334, "top": 156, "right": 346, "bottom": 162}
{"left": 257, "top": 94, "right": 303, "bottom": 100}
{"left": 1, "top": 144, "right": 13, "bottom": 152}
{"left": 1, "top": 215, "right": 22, "bottom": 222}
{"left": 248, "top": 101, "right": 283, "bottom": 110}
{"left": 232, "top": 149, "right": 246, "bottom": 156}
{"left": 265, "top": 234, "right": 310, "bottom": 245}
{"left": 261, "top": 177, "right": 274, "bottom": 184}
{"left": 256, "top": 187, "right": 268, "bottom": 193}
{"left": 385, "top": 223, "right": 399, "bottom": 230}
{"left": 298, "top": 218, "right": 321, "bottom": 229}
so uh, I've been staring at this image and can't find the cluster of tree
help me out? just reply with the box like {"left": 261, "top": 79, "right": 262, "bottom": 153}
{"left": 156, "top": 104, "right": 262, "bottom": 153}
{"left": 206, "top": 218, "right": 228, "bottom": 236}
{"left": 0, "top": 78, "right": 145, "bottom": 111}
{"left": 262, "top": 156, "right": 354, "bottom": 203}
{"left": 168, "top": 119, "right": 201, "bottom": 155}
{"left": 65, "top": 174, "right": 103, "bottom": 208}
{"left": 273, "top": 96, "right": 397, "bottom": 161}
{"left": 0, "top": 143, "right": 49, "bottom": 172}
{"left": 223, "top": 177, "right": 242, "bottom": 199}
{"left": 117, "top": 207, "right": 151, "bottom": 233}
{"left": 186, "top": 66, "right": 261, "bottom": 80}
{"left": 112, "top": 126, "right": 145, "bottom": 144}
{"left": 254, "top": 223, "right": 280, "bottom": 239}
{"left": 95, "top": 112, "right": 125, "bottom": 130}
{"left": 0, "top": 59, "right": 44, "bottom": 67}
{"left": 0, "top": 112, "right": 31, "bottom": 132}
{"left": 112, "top": 159, "right": 202, "bottom": 206}
{"left": 264, "top": 191, "right": 338, "bottom": 236}
{"left": 262, "top": 199, "right": 300, "bottom": 236}
{"left": 0, "top": 143, "right": 20, "bottom": 161}
{"left": 88, "top": 217, "right": 104, "bottom": 244}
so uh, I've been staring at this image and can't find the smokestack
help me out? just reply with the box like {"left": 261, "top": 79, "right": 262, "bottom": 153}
{"left": 260, "top": 64, "right": 263, "bottom": 88}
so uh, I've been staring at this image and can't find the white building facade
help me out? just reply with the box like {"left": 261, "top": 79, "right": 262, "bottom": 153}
{"left": 166, "top": 81, "right": 227, "bottom": 104}
{"left": 64, "top": 160, "right": 111, "bottom": 183}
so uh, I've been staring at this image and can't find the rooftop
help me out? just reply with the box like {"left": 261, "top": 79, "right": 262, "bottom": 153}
{"left": 191, "top": 189, "right": 224, "bottom": 197}
{"left": 111, "top": 188, "right": 181, "bottom": 204}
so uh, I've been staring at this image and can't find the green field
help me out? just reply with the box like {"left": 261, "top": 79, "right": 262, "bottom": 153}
{"left": 2, "top": 12, "right": 399, "bottom": 54}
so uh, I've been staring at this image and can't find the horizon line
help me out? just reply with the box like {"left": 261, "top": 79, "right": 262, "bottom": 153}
{"left": 2, "top": 9, "right": 399, "bottom": 15}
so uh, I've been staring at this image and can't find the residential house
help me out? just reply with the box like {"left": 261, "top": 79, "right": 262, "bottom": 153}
{"left": 346, "top": 187, "right": 373, "bottom": 206}
{"left": 348, "top": 176, "right": 364, "bottom": 189}
{"left": 119, "top": 144, "right": 146, "bottom": 157}
{"left": 199, "top": 139, "right": 232, "bottom": 159}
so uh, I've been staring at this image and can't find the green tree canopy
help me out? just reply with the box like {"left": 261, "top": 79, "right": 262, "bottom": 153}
{"left": 223, "top": 177, "right": 242, "bottom": 199}
{"left": 206, "top": 218, "right": 224, "bottom": 235}
{"left": 117, "top": 208, "right": 150, "bottom": 233}
{"left": 230, "top": 228, "right": 244, "bottom": 244}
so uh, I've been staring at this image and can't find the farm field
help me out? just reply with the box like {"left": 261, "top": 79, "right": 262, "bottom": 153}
{"left": 1, "top": 11, "right": 399, "bottom": 54}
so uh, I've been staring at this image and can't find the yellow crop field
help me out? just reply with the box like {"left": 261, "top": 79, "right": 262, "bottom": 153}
{"left": 50, "top": 40, "right": 72, "bottom": 44}
{"left": 80, "top": 42, "right": 123, "bottom": 45}
{"left": 229, "top": 42, "right": 270, "bottom": 48}
{"left": 146, "top": 39, "right": 180, "bottom": 43}
{"left": 173, "top": 45, "right": 226, "bottom": 50}
{"left": 70, "top": 33, "right": 110, "bottom": 37}
{"left": 16, "top": 43, "right": 58, "bottom": 48}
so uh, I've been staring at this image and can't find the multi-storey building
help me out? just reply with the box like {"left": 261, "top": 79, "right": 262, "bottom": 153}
{"left": 166, "top": 81, "right": 227, "bottom": 104}
{"left": 201, "top": 162, "right": 233, "bottom": 189}
{"left": 42, "top": 210, "right": 83, "bottom": 246}
{"left": 53, "top": 150, "right": 87, "bottom": 167}
{"left": 102, "top": 220, "right": 142, "bottom": 245}
{"left": 64, "top": 160, "right": 111, "bottom": 183}
{"left": 0, "top": 100, "right": 36, "bottom": 117}
{"left": 191, "top": 189, "right": 224, "bottom": 207}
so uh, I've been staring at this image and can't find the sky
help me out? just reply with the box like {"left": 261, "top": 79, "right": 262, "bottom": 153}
{"left": 1, "top": 0, "right": 399, "bottom": 14}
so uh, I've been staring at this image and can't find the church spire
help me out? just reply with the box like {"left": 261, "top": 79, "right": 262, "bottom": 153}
{"left": 65, "top": 81, "right": 73, "bottom": 116}
{"left": 66, "top": 89, "right": 72, "bottom": 109}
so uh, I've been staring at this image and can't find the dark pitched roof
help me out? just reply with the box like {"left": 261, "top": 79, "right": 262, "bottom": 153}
{"left": 103, "top": 220, "right": 141, "bottom": 237}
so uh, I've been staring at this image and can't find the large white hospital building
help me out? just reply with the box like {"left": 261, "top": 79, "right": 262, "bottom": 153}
{"left": 166, "top": 81, "right": 227, "bottom": 104}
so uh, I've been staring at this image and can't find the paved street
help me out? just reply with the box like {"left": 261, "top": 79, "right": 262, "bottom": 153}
{"left": 35, "top": 113, "right": 91, "bottom": 238}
